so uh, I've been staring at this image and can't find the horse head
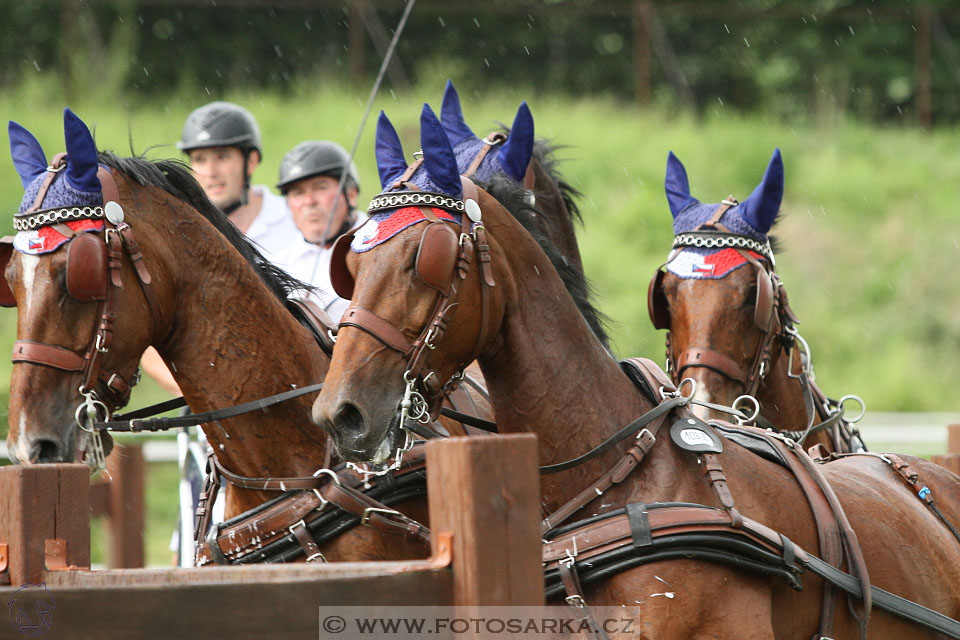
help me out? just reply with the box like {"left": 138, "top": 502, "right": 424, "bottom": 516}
{"left": 2, "top": 110, "right": 160, "bottom": 465}
{"left": 313, "top": 105, "right": 509, "bottom": 463}
{"left": 648, "top": 148, "right": 788, "bottom": 421}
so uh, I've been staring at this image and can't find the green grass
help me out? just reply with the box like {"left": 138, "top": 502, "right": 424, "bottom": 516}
{"left": 1, "top": 78, "right": 958, "bottom": 563}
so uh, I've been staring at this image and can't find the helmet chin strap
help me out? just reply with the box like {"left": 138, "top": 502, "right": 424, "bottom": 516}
{"left": 308, "top": 215, "right": 354, "bottom": 248}
{"left": 221, "top": 149, "right": 253, "bottom": 215}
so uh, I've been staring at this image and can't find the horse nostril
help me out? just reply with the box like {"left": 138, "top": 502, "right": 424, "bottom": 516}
{"left": 30, "top": 439, "right": 64, "bottom": 464}
{"left": 334, "top": 403, "right": 365, "bottom": 438}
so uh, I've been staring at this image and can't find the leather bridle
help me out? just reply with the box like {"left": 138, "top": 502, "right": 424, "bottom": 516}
{"left": 4, "top": 156, "right": 159, "bottom": 465}
{"left": 462, "top": 131, "right": 537, "bottom": 191}
{"left": 648, "top": 199, "right": 798, "bottom": 398}
{"left": 329, "top": 169, "right": 494, "bottom": 439}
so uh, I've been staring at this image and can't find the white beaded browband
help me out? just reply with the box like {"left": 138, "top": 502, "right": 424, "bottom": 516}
{"left": 13, "top": 206, "right": 105, "bottom": 232}
{"left": 672, "top": 230, "right": 774, "bottom": 262}
{"left": 367, "top": 191, "right": 464, "bottom": 215}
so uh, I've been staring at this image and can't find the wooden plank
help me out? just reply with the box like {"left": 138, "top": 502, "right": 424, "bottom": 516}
{"left": 426, "top": 434, "right": 543, "bottom": 607}
{"left": 2, "top": 570, "right": 451, "bottom": 640}
{"left": 931, "top": 454, "right": 960, "bottom": 476}
{"left": 105, "top": 444, "right": 145, "bottom": 568}
{"left": 948, "top": 424, "right": 960, "bottom": 454}
{"left": 0, "top": 464, "right": 89, "bottom": 586}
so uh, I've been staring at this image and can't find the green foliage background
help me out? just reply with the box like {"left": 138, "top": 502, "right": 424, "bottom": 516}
{"left": 1, "top": 2, "right": 960, "bottom": 564}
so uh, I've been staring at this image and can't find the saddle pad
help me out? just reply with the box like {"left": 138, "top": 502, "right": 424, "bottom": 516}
{"left": 711, "top": 422, "right": 788, "bottom": 469}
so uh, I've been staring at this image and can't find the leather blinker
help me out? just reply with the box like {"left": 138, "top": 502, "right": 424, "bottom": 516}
{"left": 329, "top": 230, "right": 356, "bottom": 300}
{"left": 647, "top": 269, "right": 670, "bottom": 330}
{"left": 0, "top": 237, "right": 15, "bottom": 307}
{"left": 754, "top": 268, "right": 774, "bottom": 330}
{"left": 415, "top": 222, "right": 458, "bottom": 294}
{"left": 65, "top": 233, "right": 108, "bottom": 301}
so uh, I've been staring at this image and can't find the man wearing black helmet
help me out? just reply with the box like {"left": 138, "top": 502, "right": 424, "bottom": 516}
{"left": 275, "top": 140, "right": 362, "bottom": 322}
{"left": 143, "top": 102, "right": 298, "bottom": 397}
{"left": 177, "top": 101, "right": 298, "bottom": 262}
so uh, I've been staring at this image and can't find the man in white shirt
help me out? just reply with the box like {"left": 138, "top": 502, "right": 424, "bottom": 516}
{"left": 143, "top": 102, "right": 299, "bottom": 395}
{"left": 176, "top": 101, "right": 298, "bottom": 263}
{"left": 274, "top": 141, "right": 362, "bottom": 323}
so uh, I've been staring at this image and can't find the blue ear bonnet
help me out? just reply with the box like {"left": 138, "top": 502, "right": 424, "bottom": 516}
{"left": 11, "top": 109, "right": 103, "bottom": 213}
{"left": 440, "top": 81, "right": 533, "bottom": 184}
{"left": 666, "top": 148, "right": 783, "bottom": 242}
{"left": 373, "top": 104, "right": 462, "bottom": 200}
{"left": 672, "top": 202, "right": 769, "bottom": 242}
{"left": 18, "top": 172, "right": 101, "bottom": 214}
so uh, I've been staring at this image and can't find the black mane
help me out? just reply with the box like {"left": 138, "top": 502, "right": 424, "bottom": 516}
{"left": 482, "top": 157, "right": 610, "bottom": 350}
{"left": 97, "top": 151, "right": 307, "bottom": 305}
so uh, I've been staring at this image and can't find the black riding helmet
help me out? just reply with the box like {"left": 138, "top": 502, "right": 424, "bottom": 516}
{"left": 277, "top": 141, "right": 360, "bottom": 195}
{"left": 177, "top": 102, "right": 262, "bottom": 154}
{"left": 178, "top": 102, "right": 262, "bottom": 214}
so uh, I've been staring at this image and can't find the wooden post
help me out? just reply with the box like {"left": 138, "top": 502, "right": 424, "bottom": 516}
{"left": 105, "top": 445, "right": 145, "bottom": 569}
{"left": 426, "top": 434, "right": 543, "bottom": 606}
{"left": 633, "top": 0, "right": 653, "bottom": 107}
{"left": 349, "top": 0, "right": 367, "bottom": 87}
{"left": 915, "top": 5, "right": 933, "bottom": 129}
{"left": 0, "top": 464, "right": 90, "bottom": 586}
{"left": 931, "top": 424, "right": 960, "bottom": 475}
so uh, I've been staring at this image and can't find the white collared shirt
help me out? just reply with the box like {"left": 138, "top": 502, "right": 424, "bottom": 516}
{"left": 243, "top": 185, "right": 298, "bottom": 263}
{"left": 275, "top": 234, "right": 351, "bottom": 323}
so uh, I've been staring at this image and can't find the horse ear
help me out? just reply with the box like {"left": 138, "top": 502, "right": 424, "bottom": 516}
{"left": 420, "top": 103, "right": 462, "bottom": 197}
{"left": 498, "top": 101, "right": 534, "bottom": 183}
{"left": 375, "top": 110, "right": 407, "bottom": 189}
{"left": 8, "top": 121, "right": 48, "bottom": 189}
{"left": 738, "top": 148, "right": 784, "bottom": 234}
{"left": 665, "top": 151, "right": 699, "bottom": 218}
{"left": 63, "top": 108, "right": 101, "bottom": 193}
{"left": 440, "top": 80, "right": 475, "bottom": 147}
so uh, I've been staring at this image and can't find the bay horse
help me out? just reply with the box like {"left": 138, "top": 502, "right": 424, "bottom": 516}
{"left": 314, "top": 104, "right": 960, "bottom": 638}
{"left": 1, "top": 109, "right": 444, "bottom": 562}
{"left": 647, "top": 149, "right": 864, "bottom": 452}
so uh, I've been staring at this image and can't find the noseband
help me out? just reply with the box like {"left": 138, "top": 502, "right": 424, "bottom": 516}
{"left": 648, "top": 199, "right": 798, "bottom": 397}
{"left": 330, "top": 169, "right": 495, "bottom": 444}
{"left": 2, "top": 155, "right": 160, "bottom": 465}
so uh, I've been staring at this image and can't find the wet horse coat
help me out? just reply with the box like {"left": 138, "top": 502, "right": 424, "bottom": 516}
{"left": 314, "top": 105, "right": 960, "bottom": 638}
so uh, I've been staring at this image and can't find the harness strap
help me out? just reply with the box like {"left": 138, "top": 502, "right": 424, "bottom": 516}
{"left": 463, "top": 132, "right": 507, "bottom": 178}
{"left": 541, "top": 428, "right": 657, "bottom": 534}
{"left": 558, "top": 562, "right": 611, "bottom": 640}
{"left": 543, "top": 504, "right": 960, "bottom": 640}
{"left": 339, "top": 307, "right": 411, "bottom": 355}
{"left": 676, "top": 348, "right": 748, "bottom": 385}
{"left": 27, "top": 154, "right": 68, "bottom": 212}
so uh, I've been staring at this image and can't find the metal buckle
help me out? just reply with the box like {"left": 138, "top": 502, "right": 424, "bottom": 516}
{"left": 559, "top": 537, "right": 578, "bottom": 568}
{"left": 94, "top": 333, "right": 109, "bottom": 354}
{"left": 361, "top": 507, "right": 401, "bottom": 527}
{"left": 564, "top": 594, "right": 586, "bottom": 608}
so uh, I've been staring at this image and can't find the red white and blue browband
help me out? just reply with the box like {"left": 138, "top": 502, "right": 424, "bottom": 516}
{"left": 666, "top": 232, "right": 773, "bottom": 280}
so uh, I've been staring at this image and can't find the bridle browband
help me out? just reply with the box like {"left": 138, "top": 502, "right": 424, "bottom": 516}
{"left": 5, "top": 155, "right": 160, "bottom": 468}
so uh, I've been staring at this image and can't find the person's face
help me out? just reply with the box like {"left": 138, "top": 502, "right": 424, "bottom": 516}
{"left": 188, "top": 146, "right": 256, "bottom": 209}
{"left": 286, "top": 175, "right": 358, "bottom": 244}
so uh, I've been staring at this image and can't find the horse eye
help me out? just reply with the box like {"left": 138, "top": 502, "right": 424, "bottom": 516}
{"left": 742, "top": 285, "right": 758, "bottom": 308}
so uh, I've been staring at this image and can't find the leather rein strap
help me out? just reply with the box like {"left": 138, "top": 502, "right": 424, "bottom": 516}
{"left": 10, "top": 161, "right": 158, "bottom": 410}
